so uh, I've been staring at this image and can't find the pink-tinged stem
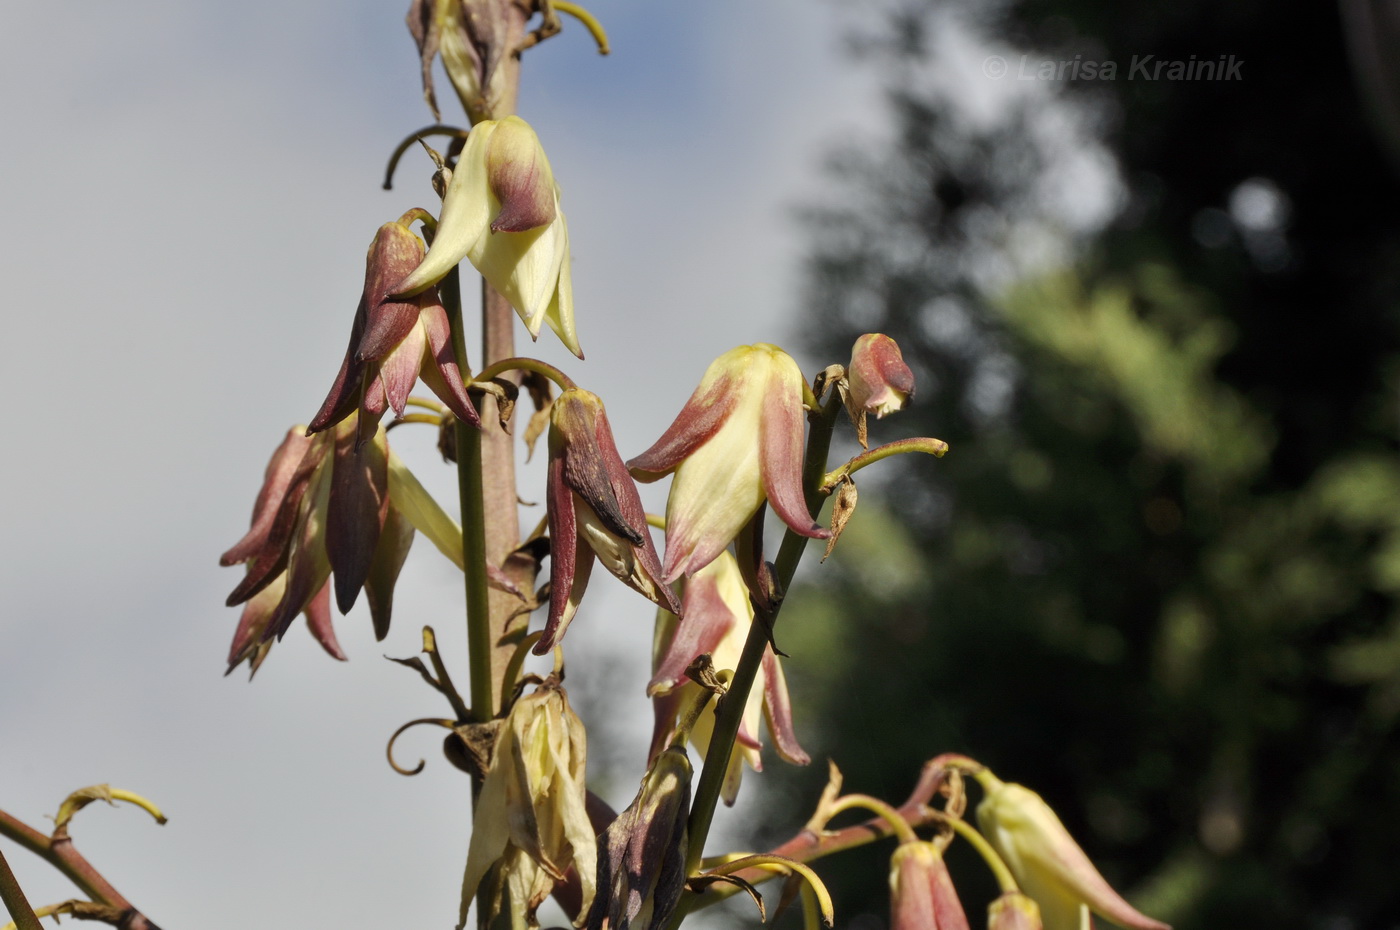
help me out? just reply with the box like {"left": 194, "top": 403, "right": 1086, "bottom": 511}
{"left": 0, "top": 807, "right": 163, "bottom": 928}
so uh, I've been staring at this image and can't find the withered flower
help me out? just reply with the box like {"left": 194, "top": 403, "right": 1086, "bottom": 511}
{"left": 649, "top": 550, "right": 807, "bottom": 804}
{"left": 460, "top": 680, "right": 597, "bottom": 929}
{"left": 585, "top": 745, "right": 692, "bottom": 930}
{"left": 406, "top": 0, "right": 515, "bottom": 123}
{"left": 220, "top": 416, "right": 418, "bottom": 673}
{"left": 538, "top": 388, "right": 679, "bottom": 654}
{"left": 309, "top": 219, "right": 480, "bottom": 446}
{"left": 628, "top": 344, "right": 828, "bottom": 582}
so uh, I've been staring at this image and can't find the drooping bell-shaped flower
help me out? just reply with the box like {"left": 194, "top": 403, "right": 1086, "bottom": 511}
{"left": 649, "top": 550, "right": 808, "bottom": 804}
{"left": 309, "top": 219, "right": 480, "bottom": 445}
{"left": 393, "top": 116, "right": 580, "bottom": 357}
{"left": 460, "top": 680, "right": 597, "bottom": 930}
{"left": 585, "top": 745, "right": 692, "bottom": 930}
{"left": 539, "top": 388, "right": 679, "bottom": 654}
{"left": 888, "top": 841, "right": 971, "bottom": 930}
{"left": 976, "top": 776, "right": 1171, "bottom": 930}
{"left": 628, "top": 344, "right": 828, "bottom": 582}
{"left": 848, "top": 333, "right": 914, "bottom": 418}
{"left": 221, "top": 417, "right": 424, "bottom": 673}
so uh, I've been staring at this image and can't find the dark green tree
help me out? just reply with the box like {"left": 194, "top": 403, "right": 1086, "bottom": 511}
{"left": 768, "top": 2, "right": 1400, "bottom": 928}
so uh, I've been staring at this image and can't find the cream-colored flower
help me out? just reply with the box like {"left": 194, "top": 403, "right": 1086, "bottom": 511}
{"left": 977, "top": 776, "right": 1170, "bottom": 930}
{"left": 395, "top": 116, "right": 580, "bottom": 357}
{"left": 629, "top": 344, "right": 827, "bottom": 582}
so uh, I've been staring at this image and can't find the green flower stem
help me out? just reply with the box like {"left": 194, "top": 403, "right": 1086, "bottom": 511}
{"left": 442, "top": 266, "right": 496, "bottom": 725}
{"left": 930, "top": 811, "right": 1019, "bottom": 894}
{"left": 819, "top": 436, "right": 950, "bottom": 492}
{"left": 0, "top": 848, "right": 41, "bottom": 930}
{"left": 680, "top": 392, "right": 846, "bottom": 887}
{"left": 474, "top": 356, "right": 578, "bottom": 391}
{"left": 820, "top": 794, "right": 920, "bottom": 845}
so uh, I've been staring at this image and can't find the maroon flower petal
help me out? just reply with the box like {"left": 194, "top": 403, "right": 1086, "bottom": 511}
{"left": 302, "top": 581, "right": 347, "bottom": 661}
{"left": 364, "top": 505, "right": 415, "bottom": 641}
{"left": 627, "top": 375, "right": 740, "bottom": 481}
{"left": 539, "top": 453, "right": 585, "bottom": 654}
{"left": 379, "top": 320, "right": 427, "bottom": 417}
{"left": 224, "top": 440, "right": 323, "bottom": 606}
{"left": 326, "top": 422, "right": 390, "bottom": 614}
{"left": 418, "top": 301, "right": 482, "bottom": 427}
{"left": 648, "top": 575, "right": 732, "bottom": 695}
{"left": 759, "top": 382, "right": 829, "bottom": 541}
{"left": 761, "top": 648, "right": 810, "bottom": 765}
{"left": 221, "top": 428, "right": 313, "bottom": 566}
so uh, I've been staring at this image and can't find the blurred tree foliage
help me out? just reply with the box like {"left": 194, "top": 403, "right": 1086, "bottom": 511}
{"left": 767, "top": 1, "right": 1400, "bottom": 928}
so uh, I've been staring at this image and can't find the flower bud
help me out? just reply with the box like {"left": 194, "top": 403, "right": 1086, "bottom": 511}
{"left": 628, "top": 344, "right": 828, "bottom": 582}
{"left": 889, "top": 841, "right": 970, "bottom": 930}
{"left": 976, "top": 777, "right": 1170, "bottom": 930}
{"left": 848, "top": 333, "right": 914, "bottom": 418}
{"left": 988, "top": 893, "right": 1043, "bottom": 930}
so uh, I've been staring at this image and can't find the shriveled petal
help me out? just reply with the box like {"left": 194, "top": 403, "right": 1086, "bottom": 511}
{"left": 364, "top": 505, "right": 415, "bottom": 641}
{"left": 224, "top": 436, "right": 327, "bottom": 606}
{"left": 396, "top": 122, "right": 496, "bottom": 297}
{"left": 486, "top": 116, "right": 557, "bottom": 233}
{"left": 405, "top": 0, "right": 443, "bottom": 120}
{"left": 977, "top": 780, "right": 1170, "bottom": 930}
{"left": 226, "top": 572, "right": 285, "bottom": 673}
{"left": 221, "top": 427, "right": 313, "bottom": 566}
{"left": 460, "top": 724, "right": 514, "bottom": 928}
{"left": 266, "top": 455, "right": 334, "bottom": 641}
{"left": 326, "top": 421, "right": 389, "bottom": 614}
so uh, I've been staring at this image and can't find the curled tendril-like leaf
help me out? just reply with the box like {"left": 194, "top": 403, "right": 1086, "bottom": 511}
{"left": 383, "top": 125, "right": 472, "bottom": 190}
{"left": 53, "top": 785, "right": 167, "bottom": 838}
{"left": 385, "top": 717, "right": 456, "bottom": 776}
{"left": 688, "top": 873, "right": 766, "bottom": 922}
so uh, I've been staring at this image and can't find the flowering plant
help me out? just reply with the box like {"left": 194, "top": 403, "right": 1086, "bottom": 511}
{"left": 0, "top": 5, "right": 1173, "bottom": 930}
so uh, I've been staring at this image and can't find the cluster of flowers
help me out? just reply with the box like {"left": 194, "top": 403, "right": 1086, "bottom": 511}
{"left": 221, "top": 108, "right": 1168, "bottom": 930}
